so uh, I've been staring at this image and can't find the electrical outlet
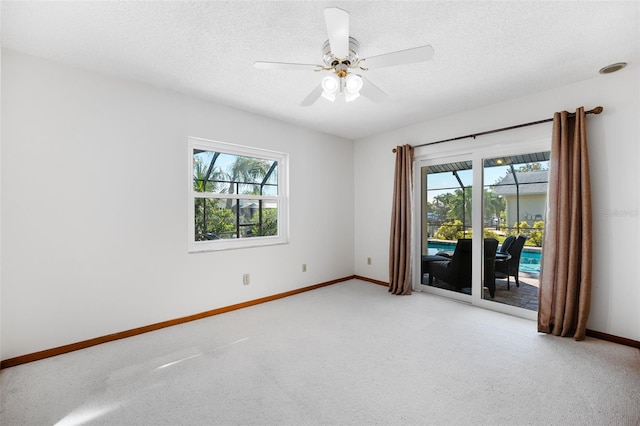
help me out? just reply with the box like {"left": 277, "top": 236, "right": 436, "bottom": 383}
{"left": 302, "top": 264, "right": 307, "bottom": 272}
{"left": 367, "top": 257, "right": 372, "bottom": 265}
{"left": 243, "top": 273, "right": 250, "bottom": 285}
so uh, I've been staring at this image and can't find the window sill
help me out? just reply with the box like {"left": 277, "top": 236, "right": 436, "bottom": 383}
{"left": 188, "top": 237, "right": 289, "bottom": 253}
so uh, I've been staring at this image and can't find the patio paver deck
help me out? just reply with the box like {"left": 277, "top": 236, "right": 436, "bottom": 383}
{"left": 423, "top": 271, "right": 540, "bottom": 311}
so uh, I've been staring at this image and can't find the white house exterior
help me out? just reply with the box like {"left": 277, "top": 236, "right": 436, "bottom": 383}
{"left": 492, "top": 170, "right": 549, "bottom": 228}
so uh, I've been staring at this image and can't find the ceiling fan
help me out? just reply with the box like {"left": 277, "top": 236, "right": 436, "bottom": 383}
{"left": 254, "top": 7, "right": 434, "bottom": 106}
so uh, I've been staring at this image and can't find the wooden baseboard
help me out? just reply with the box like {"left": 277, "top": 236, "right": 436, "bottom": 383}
{"left": 0, "top": 275, "right": 356, "bottom": 370}
{"left": 586, "top": 329, "right": 640, "bottom": 349}
{"left": 4, "top": 275, "right": 637, "bottom": 369}
{"left": 354, "top": 275, "right": 389, "bottom": 287}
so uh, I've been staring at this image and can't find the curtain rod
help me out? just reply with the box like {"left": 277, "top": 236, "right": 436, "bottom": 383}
{"left": 392, "top": 106, "right": 604, "bottom": 153}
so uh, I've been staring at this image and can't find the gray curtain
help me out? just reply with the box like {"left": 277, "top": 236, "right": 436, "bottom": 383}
{"left": 538, "top": 107, "right": 593, "bottom": 340}
{"left": 389, "top": 144, "right": 414, "bottom": 295}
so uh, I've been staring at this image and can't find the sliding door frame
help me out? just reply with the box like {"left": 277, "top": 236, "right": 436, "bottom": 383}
{"left": 414, "top": 151, "right": 474, "bottom": 304}
{"left": 413, "top": 136, "right": 550, "bottom": 320}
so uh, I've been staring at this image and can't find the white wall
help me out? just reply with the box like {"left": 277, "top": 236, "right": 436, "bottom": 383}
{"left": 2, "top": 48, "right": 638, "bottom": 362}
{"left": 504, "top": 194, "right": 547, "bottom": 228}
{"left": 0, "top": 50, "right": 354, "bottom": 360}
{"left": 354, "top": 63, "right": 640, "bottom": 341}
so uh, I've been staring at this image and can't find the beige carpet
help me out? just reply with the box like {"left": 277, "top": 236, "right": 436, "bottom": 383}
{"left": 1, "top": 279, "right": 639, "bottom": 425}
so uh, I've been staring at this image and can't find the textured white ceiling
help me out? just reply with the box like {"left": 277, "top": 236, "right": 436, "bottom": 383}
{"left": 2, "top": 1, "right": 639, "bottom": 140}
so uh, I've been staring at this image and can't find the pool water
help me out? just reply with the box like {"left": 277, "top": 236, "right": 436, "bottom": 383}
{"left": 427, "top": 240, "right": 541, "bottom": 274}
{"left": 519, "top": 251, "right": 542, "bottom": 274}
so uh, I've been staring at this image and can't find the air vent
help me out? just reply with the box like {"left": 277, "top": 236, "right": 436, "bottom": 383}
{"left": 599, "top": 62, "right": 627, "bottom": 74}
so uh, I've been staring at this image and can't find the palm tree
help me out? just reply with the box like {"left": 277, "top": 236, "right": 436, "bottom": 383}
{"left": 228, "top": 156, "right": 272, "bottom": 195}
{"left": 225, "top": 156, "right": 271, "bottom": 214}
{"left": 224, "top": 156, "right": 274, "bottom": 237}
{"left": 193, "top": 156, "right": 230, "bottom": 239}
{"left": 193, "top": 154, "right": 229, "bottom": 193}
{"left": 430, "top": 193, "right": 454, "bottom": 222}
{"left": 484, "top": 189, "right": 505, "bottom": 229}
{"left": 448, "top": 187, "right": 473, "bottom": 235}
{"left": 193, "top": 151, "right": 277, "bottom": 240}
{"left": 193, "top": 159, "right": 210, "bottom": 238}
{"left": 193, "top": 158, "right": 210, "bottom": 192}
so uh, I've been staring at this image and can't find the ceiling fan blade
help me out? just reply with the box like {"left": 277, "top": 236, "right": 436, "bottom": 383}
{"left": 300, "top": 84, "right": 324, "bottom": 107}
{"left": 324, "top": 7, "right": 349, "bottom": 59}
{"left": 254, "top": 61, "right": 323, "bottom": 71}
{"left": 362, "top": 45, "right": 434, "bottom": 69}
{"left": 360, "top": 77, "right": 388, "bottom": 103}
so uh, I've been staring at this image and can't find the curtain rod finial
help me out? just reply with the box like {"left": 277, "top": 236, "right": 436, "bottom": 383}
{"left": 592, "top": 106, "right": 604, "bottom": 114}
{"left": 392, "top": 148, "right": 397, "bottom": 153}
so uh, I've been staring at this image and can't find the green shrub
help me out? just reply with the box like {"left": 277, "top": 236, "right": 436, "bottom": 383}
{"left": 483, "top": 229, "right": 499, "bottom": 239}
{"left": 251, "top": 208, "right": 278, "bottom": 236}
{"left": 511, "top": 220, "right": 530, "bottom": 236}
{"left": 529, "top": 220, "right": 545, "bottom": 247}
{"left": 434, "top": 220, "right": 465, "bottom": 240}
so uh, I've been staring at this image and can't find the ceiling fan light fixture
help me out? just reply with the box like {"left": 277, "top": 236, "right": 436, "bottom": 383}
{"left": 321, "top": 90, "right": 336, "bottom": 102}
{"left": 345, "top": 74, "right": 363, "bottom": 93}
{"left": 321, "top": 75, "right": 339, "bottom": 93}
{"left": 344, "top": 90, "right": 360, "bottom": 102}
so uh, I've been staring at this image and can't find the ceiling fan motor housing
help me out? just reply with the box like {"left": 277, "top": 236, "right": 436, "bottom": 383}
{"left": 323, "top": 37, "right": 360, "bottom": 67}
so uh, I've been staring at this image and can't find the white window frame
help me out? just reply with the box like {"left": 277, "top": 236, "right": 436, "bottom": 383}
{"left": 188, "top": 137, "right": 289, "bottom": 252}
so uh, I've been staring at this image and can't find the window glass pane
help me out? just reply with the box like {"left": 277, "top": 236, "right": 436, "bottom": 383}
{"left": 193, "top": 149, "right": 277, "bottom": 195}
{"left": 484, "top": 153, "right": 549, "bottom": 234}
{"left": 425, "top": 162, "right": 473, "bottom": 240}
{"left": 194, "top": 198, "right": 278, "bottom": 241}
{"left": 421, "top": 159, "right": 473, "bottom": 295}
{"left": 482, "top": 152, "right": 549, "bottom": 310}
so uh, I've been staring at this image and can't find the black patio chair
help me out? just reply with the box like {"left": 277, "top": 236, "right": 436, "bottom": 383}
{"left": 499, "top": 235, "right": 515, "bottom": 254}
{"left": 427, "top": 238, "right": 498, "bottom": 295}
{"left": 495, "top": 234, "right": 527, "bottom": 290}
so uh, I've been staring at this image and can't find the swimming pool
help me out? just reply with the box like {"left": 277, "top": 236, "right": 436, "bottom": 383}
{"left": 427, "top": 240, "right": 541, "bottom": 274}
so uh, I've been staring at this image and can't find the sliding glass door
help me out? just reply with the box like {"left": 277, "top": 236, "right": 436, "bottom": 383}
{"left": 419, "top": 156, "right": 474, "bottom": 301}
{"left": 481, "top": 152, "right": 549, "bottom": 311}
{"left": 415, "top": 140, "right": 550, "bottom": 319}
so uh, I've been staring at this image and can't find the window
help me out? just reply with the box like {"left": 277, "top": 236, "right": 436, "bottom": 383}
{"left": 188, "top": 137, "right": 288, "bottom": 252}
